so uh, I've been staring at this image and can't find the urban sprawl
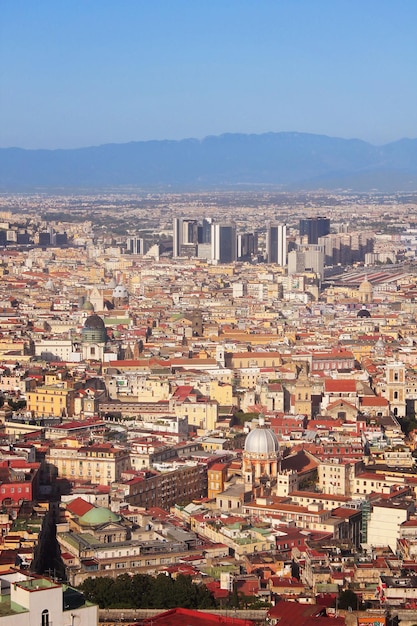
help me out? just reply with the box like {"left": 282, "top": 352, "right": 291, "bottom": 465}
{"left": 1, "top": 191, "right": 417, "bottom": 625}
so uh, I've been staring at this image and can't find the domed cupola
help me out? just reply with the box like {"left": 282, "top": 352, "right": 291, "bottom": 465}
{"left": 243, "top": 415, "right": 281, "bottom": 490}
{"left": 358, "top": 276, "right": 373, "bottom": 304}
{"left": 244, "top": 421, "right": 279, "bottom": 456}
{"left": 112, "top": 284, "right": 129, "bottom": 307}
{"left": 82, "top": 314, "right": 107, "bottom": 343}
{"left": 81, "top": 313, "right": 107, "bottom": 361}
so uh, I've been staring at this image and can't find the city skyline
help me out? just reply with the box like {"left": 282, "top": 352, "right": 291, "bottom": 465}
{"left": 1, "top": 1, "right": 417, "bottom": 149}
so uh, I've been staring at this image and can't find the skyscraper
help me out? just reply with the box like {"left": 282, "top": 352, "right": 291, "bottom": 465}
{"left": 299, "top": 217, "right": 330, "bottom": 244}
{"left": 211, "top": 223, "right": 237, "bottom": 264}
{"left": 266, "top": 223, "right": 287, "bottom": 266}
{"left": 198, "top": 218, "right": 212, "bottom": 244}
{"left": 126, "top": 236, "right": 145, "bottom": 254}
{"left": 237, "top": 232, "right": 258, "bottom": 260}
{"left": 173, "top": 218, "right": 198, "bottom": 258}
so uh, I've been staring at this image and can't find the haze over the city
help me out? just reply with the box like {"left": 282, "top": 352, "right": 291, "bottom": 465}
{"left": 1, "top": 0, "right": 417, "bottom": 150}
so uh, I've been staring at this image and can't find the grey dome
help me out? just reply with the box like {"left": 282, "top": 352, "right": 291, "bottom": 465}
{"left": 84, "top": 314, "right": 105, "bottom": 330}
{"left": 244, "top": 426, "right": 279, "bottom": 455}
{"left": 82, "top": 313, "right": 107, "bottom": 344}
{"left": 113, "top": 284, "right": 129, "bottom": 299}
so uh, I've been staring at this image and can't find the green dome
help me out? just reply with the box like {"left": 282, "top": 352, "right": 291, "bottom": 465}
{"left": 78, "top": 507, "right": 121, "bottom": 527}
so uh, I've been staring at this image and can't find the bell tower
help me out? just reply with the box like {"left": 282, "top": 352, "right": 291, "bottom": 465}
{"left": 384, "top": 360, "right": 406, "bottom": 418}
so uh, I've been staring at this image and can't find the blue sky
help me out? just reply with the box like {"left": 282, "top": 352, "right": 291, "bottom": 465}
{"left": 1, "top": 0, "right": 417, "bottom": 149}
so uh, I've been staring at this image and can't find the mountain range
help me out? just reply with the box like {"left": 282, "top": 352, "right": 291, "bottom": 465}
{"left": 1, "top": 132, "right": 417, "bottom": 192}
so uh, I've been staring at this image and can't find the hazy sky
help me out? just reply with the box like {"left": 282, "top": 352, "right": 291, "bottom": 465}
{"left": 1, "top": 1, "right": 417, "bottom": 149}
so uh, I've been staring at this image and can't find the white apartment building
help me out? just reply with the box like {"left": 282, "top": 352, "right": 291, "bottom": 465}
{"left": 0, "top": 571, "right": 98, "bottom": 626}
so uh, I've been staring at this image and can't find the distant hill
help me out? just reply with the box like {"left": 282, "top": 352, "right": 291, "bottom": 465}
{"left": 1, "top": 132, "right": 417, "bottom": 192}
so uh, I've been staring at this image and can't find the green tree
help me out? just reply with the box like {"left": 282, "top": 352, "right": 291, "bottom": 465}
{"left": 337, "top": 589, "right": 358, "bottom": 610}
{"left": 80, "top": 577, "right": 116, "bottom": 608}
{"left": 79, "top": 572, "right": 217, "bottom": 609}
{"left": 150, "top": 573, "right": 175, "bottom": 609}
{"left": 171, "top": 574, "right": 195, "bottom": 608}
{"left": 112, "top": 573, "right": 135, "bottom": 607}
{"left": 131, "top": 573, "right": 154, "bottom": 608}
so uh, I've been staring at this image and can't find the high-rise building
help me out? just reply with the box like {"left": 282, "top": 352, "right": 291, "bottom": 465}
{"left": 198, "top": 218, "right": 213, "bottom": 244}
{"left": 126, "top": 236, "right": 145, "bottom": 255}
{"left": 288, "top": 244, "right": 324, "bottom": 279}
{"left": 211, "top": 223, "right": 237, "bottom": 264}
{"left": 173, "top": 218, "right": 198, "bottom": 258}
{"left": 299, "top": 217, "right": 330, "bottom": 244}
{"left": 266, "top": 223, "right": 287, "bottom": 265}
{"left": 237, "top": 232, "right": 258, "bottom": 260}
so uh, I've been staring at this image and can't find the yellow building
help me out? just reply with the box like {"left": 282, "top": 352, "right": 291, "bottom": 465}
{"left": 209, "top": 381, "right": 233, "bottom": 406}
{"left": 26, "top": 384, "right": 76, "bottom": 418}
{"left": 225, "top": 351, "right": 282, "bottom": 369}
{"left": 46, "top": 442, "right": 130, "bottom": 485}
{"left": 207, "top": 462, "right": 228, "bottom": 500}
{"left": 293, "top": 373, "right": 312, "bottom": 418}
{"left": 174, "top": 399, "right": 218, "bottom": 432}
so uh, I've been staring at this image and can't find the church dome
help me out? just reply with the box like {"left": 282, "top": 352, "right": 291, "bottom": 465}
{"left": 45, "top": 278, "right": 55, "bottom": 292}
{"left": 82, "top": 313, "right": 107, "bottom": 344}
{"left": 244, "top": 424, "right": 279, "bottom": 455}
{"left": 112, "top": 284, "right": 129, "bottom": 300}
{"left": 78, "top": 506, "right": 121, "bottom": 527}
{"left": 81, "top": 300, "right": 94, "bottom": 312}
{"left": 359, "top": 278, "right": 373, "bottom": 294}
{"left": 84, "top": 313, "right": 106, "bottom": 330}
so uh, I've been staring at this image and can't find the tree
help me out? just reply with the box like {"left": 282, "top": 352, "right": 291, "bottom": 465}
{"left": 150, "top": 573, "right": 175, "bottom": 608}
{"left": 79, "top": 573, "right": 217, "bottom": 610}
{"left": 131, "top": 573, "right": 154, "bottom": 607}
{"left": 80, "top": 577, "right": 115, "bottom": 608}
{"left": 337, "top": 589, "right": 358, "bottom": 610}
{"left": 112, "top": 573, "right": 135, "bottom": 607}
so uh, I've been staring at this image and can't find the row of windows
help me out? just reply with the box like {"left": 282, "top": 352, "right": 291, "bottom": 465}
{"left": 62, "top": 461, "right": 112, "bottom": 468}
{"left": 1, "top": 486, "right": 30, "bottom": 494}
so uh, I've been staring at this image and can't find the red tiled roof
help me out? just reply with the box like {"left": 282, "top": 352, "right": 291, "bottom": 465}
{"left": 360, "top": 396, "right": 389, "bottom": 406}
{"left": 66, "top": 497, "right": 94, "bottom": 517}
{"left": 324, "top": 379, "right": 356, "bottom": 392}
{"left": 209, "top": 463, "right": 228, "bottom": 472}
{"left": 268, "top": 601, "right": 327, "bottom": 621}
{"left": 139, "top": 608, "right": 255, "bottom": 626}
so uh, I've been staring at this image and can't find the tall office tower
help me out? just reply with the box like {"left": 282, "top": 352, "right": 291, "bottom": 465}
{"left": 198, "top": 218, "right": 213, "bottom": 244}
{"left": 237, "top": 232, "right": 258, "bottom": 260}
{"left": 173, "top": 218, "right": 198, "bottom": 258}
{"left": 299, "top": 217, "right": 330, "bottom": 244}
{"left": 266, "top": 223, "right": 287, "bottom": 265}
{"left": 211, "top": 223, "right": 237, "bottom": 264}
{"left": 127, "top": 236, "right": 145, "bottom": 255}
{"left": 39, "top": 231, "right": 51, "bottom": 246}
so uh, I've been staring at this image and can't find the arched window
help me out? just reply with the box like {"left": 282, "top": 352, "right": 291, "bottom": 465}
{"left": 42, "top": 610, "right": 49, "bottom": 626}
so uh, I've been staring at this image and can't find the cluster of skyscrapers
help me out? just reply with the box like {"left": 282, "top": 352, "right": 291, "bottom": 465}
{"left": 173, "top": 217, "right": 287, "bottom": 265}
{"left": 173, "top": 216, "right": 332, "bottom": 267}
{"left": 173, "top": 217, "right": 245, "bottom": 263}
{"left": 171, "top": 216, "right": 373, "bottom": 280}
